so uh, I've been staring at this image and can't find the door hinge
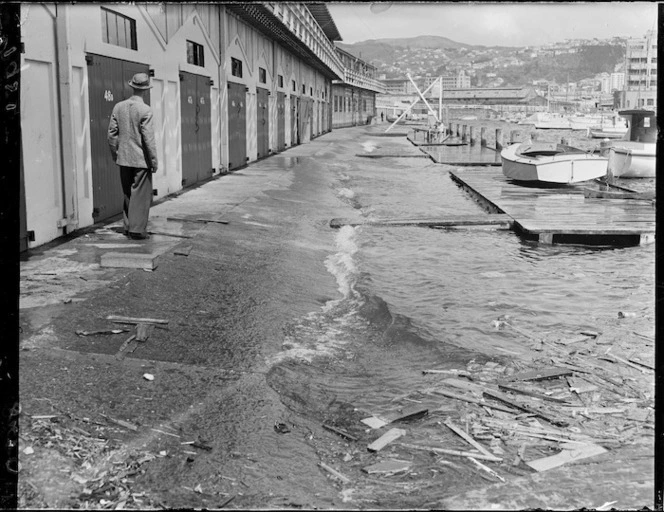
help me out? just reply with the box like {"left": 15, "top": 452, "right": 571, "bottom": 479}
{"left": 56, "top": 218, "right": 68, "bottom": 228}
{"left": 27, "top": 230, "right": 35, "bottom": 242}
{"left": 85, "top": 54, "right": 93, "bottom": 65}
{"left": 20, "top": 42, "right": 25, "bottom": 54}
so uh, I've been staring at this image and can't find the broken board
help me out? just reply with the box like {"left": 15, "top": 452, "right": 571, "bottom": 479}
{"left": 526, "top": 443, "right": 607, "bottom": 472}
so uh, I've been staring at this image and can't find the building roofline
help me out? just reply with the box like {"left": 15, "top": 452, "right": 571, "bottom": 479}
{"left": 306, "top": 3, "right": 343, "bottom": 42}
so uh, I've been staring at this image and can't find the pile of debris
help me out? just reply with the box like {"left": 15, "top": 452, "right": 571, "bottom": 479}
{"left": 316, "top": 317, "right": 653, "bottom": 495}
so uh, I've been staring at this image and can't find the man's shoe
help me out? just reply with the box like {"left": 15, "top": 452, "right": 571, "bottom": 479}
{"left": 128, "top": 232, "right": 150, "bottom": 240}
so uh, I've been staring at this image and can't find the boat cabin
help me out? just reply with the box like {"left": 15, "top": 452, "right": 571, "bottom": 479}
{"left": 619, "top": 109, "right": 657, "bottom": 143}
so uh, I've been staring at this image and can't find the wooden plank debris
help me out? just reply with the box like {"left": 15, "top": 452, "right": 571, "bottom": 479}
{"left": 566, "top": 377, "right": 599, "bottom": 394}
{"left": 510, "top": 367, "right": 573, "bottom": 382}
{"left": 322, "top": 424, "right": 358, "bottom": 442}
{"left": 135, "top": 323, "right": 155, "bottom": 342}
{"left": 526, "top": 443, "right": 607, "bottom": 472}
{"left": 318, "top": 462, "right": 351, "bottom": 484}
{"left": 114, "top": 335, "right": 137, "bottom": 360}
{"left": 362, "top": 460, "right": 411, "bottom": 475}
{"left": 361, "top": 416, "right": 389, "bottom": 429}
{"left": 368, "top": 428, "right": 407, "bottom": 452}
{"left": 167, "top": 217, "right": 229, "bottom": 225}
{"left": 497, "top": 383, "right": 570, "bottom": 403}
{"left": 174, "top": 245, "right": 192, "bottom": 256}
{"left": 444, "top": 419, "right": 499, "bottom": 460}
{"left": 107, "top": 315, "right": 169, "bottom": 325}
{"left": 330, "top": 214, "right": 513, "bottom": 229}
{"left": 148, "top": 231, "right": 192, "bottom": 239}
{"left": 101, "top": 413, "right": 139, "bottom": 431}
{"left": 387, "top": 406, "right": 429, "bottom": 424}
{"left": 397, "top": 442, "right": 504, "bottom": 462}
{"left": 467, "top": 456, "right": 506, "bottom": 482}
{"left": 75, "top": 329, "right": 128, "bottom": 336}
{"left": 429, "top": 388, "right": 518, "bottom": 414}
{"left": 483, "top": 390, "right": 569, "bottom": 427}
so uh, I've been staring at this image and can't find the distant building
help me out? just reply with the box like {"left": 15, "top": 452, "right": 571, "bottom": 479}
{"left": 331, "top": 46, "right": 386, "bottom": 128}
{"left": 620, "top": 30, "right": 657, "bottom": 109}
{"left": 379, "top": 77, "right": 418, "bottom": 95}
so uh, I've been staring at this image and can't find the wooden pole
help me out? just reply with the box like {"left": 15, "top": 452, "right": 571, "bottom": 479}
{"left": 406, "top": 73, "right": 440, "bottom": 123}
{"left": 495, "top": 128, "right": 503, "bottom": 150}
{"left": 438, "top": 76, "right": 443, "bottom": 124}
{"left": 469, "top": 125, "right": 476, "bottom": 146}
{"left": 480, "top": 126, "right": 487, "bottom": 147}
{"left": 384, "top": 80, "right": 438, "bottom": 133}
{"left": 461, "top": 125, "right": 467, "bottom": 143}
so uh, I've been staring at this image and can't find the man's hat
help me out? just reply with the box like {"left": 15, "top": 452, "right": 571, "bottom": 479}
{"left": 128, "top": 72, "right": 153, "bottom": 90}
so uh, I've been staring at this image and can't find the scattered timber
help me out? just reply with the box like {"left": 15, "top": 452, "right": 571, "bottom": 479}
{"left": 167, "top": 217, "right": 229, "bottom": 225}
{"left": 387, "top": 406, "right": 429, "bottom": 423}
{"left": 174, "top": 245, "right": 192, "bottom": 256}
{"left": 510, "top": 367, "right": 573, "bottom": 382}
{"left": 368, "top": 428, "right": 407, "bottom": 452}
{"left": 429, "top": 388, "right": 518, "bottom": 414}
{"left": 398, "top": 442, "right": 504, "bottom": 462}
{"left": 318, "top": 462, "right": 351, "bottom": 484}
{"left": 322, "top": 424, "right": 358, "bottom": 442}
{"left": 136, "top": 323, "right": 155, "bottom": 342}
{"left": 362, "top": 460, "right": 411, "bottom": 475}
{"left": 100, "top": 413, "right": 139, "bottom": 431}
{"left": 497, "top": 383, "right": 570, "bottom": 403}
{"left": 329, "top": 214, "right": 513, "bottom": 229}
{"left": 114, "top": 335, "right": 137, "bottom": 360}
{"left": 526, "top": 443, "right": 607, "bottom": 472}
{"left": 443, "top": 419, "right": 498, "bottom": 460}
{"left": 107, "top": 315, "right": 169, "bottom": 325}
{"left": 482, "top": 390, "right": 569, "bottom": 427}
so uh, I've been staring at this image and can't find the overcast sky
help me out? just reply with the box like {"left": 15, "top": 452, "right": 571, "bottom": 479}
{"left": 326, "top": 2, "right": 658, "bottom": 47}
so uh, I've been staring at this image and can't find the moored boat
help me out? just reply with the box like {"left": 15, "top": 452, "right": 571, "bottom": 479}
{"left": 607, "top": 109, "right": 657, "bottom": 178}
{"left": 533, "top": 112, "right": 572, "bottom": 130}
{"left": 501, "top": 142, "right": 608, "bottom": 184}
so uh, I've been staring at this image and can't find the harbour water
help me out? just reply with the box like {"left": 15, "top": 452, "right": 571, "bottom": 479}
{"left": 264, "top": 124, "right": 654, "bottom": 505}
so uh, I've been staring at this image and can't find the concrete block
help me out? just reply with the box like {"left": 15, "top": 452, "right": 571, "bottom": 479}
{"left": 100, "top": 252, "right": 158, "bottom": 270}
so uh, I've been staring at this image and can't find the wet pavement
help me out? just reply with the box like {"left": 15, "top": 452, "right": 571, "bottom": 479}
{"left": 18, "top": 124, "right": 654, "bottom": 510}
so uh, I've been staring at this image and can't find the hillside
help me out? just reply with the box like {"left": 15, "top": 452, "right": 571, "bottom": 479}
{"left": 337, "top": 36, "right": 626, "bottom": 86}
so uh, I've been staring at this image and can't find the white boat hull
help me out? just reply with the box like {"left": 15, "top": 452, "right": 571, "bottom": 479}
{"left": 608, "top": 144, "right": 656, "bottom": 178}
{"left": 501, "top": 143, "right": 608, "bottom": 184}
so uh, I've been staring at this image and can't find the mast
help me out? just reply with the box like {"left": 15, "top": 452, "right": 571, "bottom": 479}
{"left": 438, "top": 76, "right": 442, "bottom": 123}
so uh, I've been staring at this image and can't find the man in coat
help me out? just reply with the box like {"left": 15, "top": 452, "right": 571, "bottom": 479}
{"left": 107, "top": 72, "right": 158, "bottom": 240}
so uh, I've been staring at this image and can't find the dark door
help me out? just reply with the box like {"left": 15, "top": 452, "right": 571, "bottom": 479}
{"left": 19, "top": 137, "right": 28, "bottom": 252}
{"left": 277, "top": 92, "right": 285, "bottom": 152}
{"left": 256, "top": 87, "right": 269, "bottom": 159}
{"left": 228, "top": 81, "right": 246, "bottom": 170}
{"left": 87, "top": 54, "right": 149, "bottom": 222}
{"left": 180, "top": 71, "right": 212, "bottom": 187}
{"left": 299, "top": 98, "right": 311, "bottom": 143}
{"left": 291, "top": 96, "right": 299, "bottom": 145}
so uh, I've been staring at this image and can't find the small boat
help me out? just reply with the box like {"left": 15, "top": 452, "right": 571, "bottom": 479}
{"left": 589, "top": 128, "right": 628, "bottom": 139}
{"left": 501, "top": 142, "right": 608, "bottom": 184}
{"left": 607, "top": 109, "right": 657, "bottom": 178}
{"left": 533, "top": 113, "right": 572, "bottom": 130}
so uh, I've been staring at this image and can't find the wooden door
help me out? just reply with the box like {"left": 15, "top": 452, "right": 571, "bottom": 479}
{"left": 87, "top": 54, "right": 149, "bottom": 222}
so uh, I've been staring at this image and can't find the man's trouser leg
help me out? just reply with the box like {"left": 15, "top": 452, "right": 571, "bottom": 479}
{"left": 120, "top": 167, "right": 152, "bottom": 235}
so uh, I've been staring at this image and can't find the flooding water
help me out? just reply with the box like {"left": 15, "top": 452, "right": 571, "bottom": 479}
{"left": 261, "top": 126, "right": 654, "bottom": 505}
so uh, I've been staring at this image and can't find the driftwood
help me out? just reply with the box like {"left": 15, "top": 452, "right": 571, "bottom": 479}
{"left": 107, "top": 315, "right": 169, "bottom": 325}
{"left": 368, "top": 428, "right": 407, "bottom": 452}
